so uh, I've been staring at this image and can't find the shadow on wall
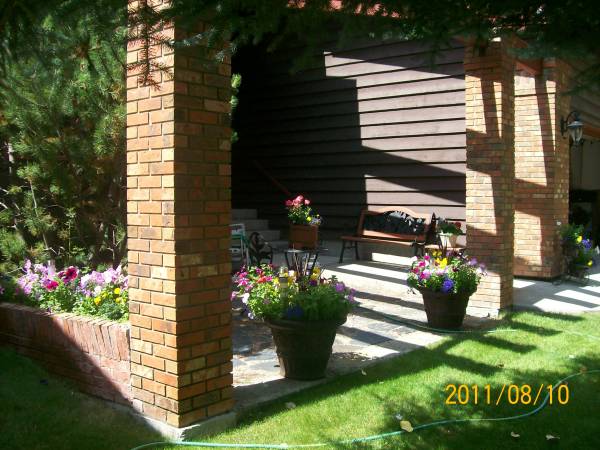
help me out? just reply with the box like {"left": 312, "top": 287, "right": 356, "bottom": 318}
{"left": 232, "top": 36, "right": 468, "bottom": 238}
{"left": 0, "top": 303, "right": 131, "bottom": 405}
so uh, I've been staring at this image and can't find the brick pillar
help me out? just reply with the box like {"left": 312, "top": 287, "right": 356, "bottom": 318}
{"left": 126, "top": 5, "right": 233, "bottom": 428}
{"left": 514, "top": 60, "right": 571, "bottom": 278}
{"left": 464, "top": 39, "right": 516, "bottom": 313}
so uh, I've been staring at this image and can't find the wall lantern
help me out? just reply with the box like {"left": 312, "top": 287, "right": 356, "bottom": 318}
{"left": 561, "top": 110, "right": 584, "bottom": 148}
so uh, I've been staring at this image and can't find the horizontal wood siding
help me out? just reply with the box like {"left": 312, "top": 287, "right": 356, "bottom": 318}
{"left": 232, "top": 39, "right": 466, "bottom": 234}
{"left": 572, "top": 91, "right": 600, "bottom": 132}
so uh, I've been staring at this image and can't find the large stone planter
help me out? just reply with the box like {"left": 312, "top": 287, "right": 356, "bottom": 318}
{"left": 266, "top": 317, "right": 346, "bottom": 380}
{"left": 289, "top": 224, "right": 319, "bottom": 249}
{"left": 417, "top": 288, "right": 471, "bottom": 329}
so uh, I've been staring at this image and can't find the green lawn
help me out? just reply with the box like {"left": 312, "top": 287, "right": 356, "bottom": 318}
{"left": 2, "top": 312, "right": 600, "bottom": 450}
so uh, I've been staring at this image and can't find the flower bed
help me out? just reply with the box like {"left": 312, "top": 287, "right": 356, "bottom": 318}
{"left": 1, "top": 260, "right": 129, "bottom": 321}
{"left": 0, "top": 261, "right": 132, "bottom": 404}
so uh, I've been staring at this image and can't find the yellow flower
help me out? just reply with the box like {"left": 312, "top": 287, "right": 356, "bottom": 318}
{"left": 94, "top": 296, "right": 101, "bottom": 305}
{"left": 307, "top": 216, "right": 312, "bottom": 222}
{"left": 588, "top": 260, "right": 593, "bottom": 267}
{"left": 438, "top": 258, "right": 448, "bottom": 269}
{"left": 115, "top": 297, "right": 122, "bottom": 304}
{"left": 577, "top": 235, "right": 583, "bottom": 243}
{"left": 114, "top": 287, "right": 121, "bottom": 295}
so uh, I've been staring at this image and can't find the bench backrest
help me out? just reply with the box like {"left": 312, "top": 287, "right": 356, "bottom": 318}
{"left": 356, "top": 207, "right": 436, "bottom": 242}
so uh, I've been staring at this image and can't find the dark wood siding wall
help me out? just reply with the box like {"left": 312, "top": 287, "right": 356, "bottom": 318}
{"left": 572, "top": 91, "right": 600, "bottom": 131}
{"left": 232, "top": 39, "right": 466, "bottom": 235}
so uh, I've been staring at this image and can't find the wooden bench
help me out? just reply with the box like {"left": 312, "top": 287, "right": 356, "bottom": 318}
{"left": 339, "top": 207, "right": 438, "bottom": 262}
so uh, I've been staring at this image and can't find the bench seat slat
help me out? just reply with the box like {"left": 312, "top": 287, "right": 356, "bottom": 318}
{"left": 340, "top": 236, "right": 419, "bottom": 245}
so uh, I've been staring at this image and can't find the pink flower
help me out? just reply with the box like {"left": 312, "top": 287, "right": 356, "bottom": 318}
{"left": 43, "top": 279, "right": 59, "bottom": 291}
{"left": 285, "top": 200, "right": 293, "bottom": 207}
{"left": 58, "top": 266, "right": 78, "bottom": 283}
{"left": 304, "top": 199, "right": 310, "bottom": 205}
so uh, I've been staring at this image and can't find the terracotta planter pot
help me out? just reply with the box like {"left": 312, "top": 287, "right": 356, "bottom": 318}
{"left": 266, "top": 317, "right": 346, "bottom": 380}
{"left": 417, "top": 288, "right": 471, "bottom": 330}
{"left": 438, "top": 233, "right": 458, "bottom": 249}
{"left": 289, "top": 224, "right": 319, "bottom": 249}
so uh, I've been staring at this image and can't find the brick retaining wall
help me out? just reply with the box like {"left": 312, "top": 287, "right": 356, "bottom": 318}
{"left": 0, "top": 302, "right": 131, "bottom": 404}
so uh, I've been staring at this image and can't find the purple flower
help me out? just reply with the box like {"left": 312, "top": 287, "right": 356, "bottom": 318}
{"left": 334, "top": 282, "right": 345, "bottom": 293}
{"left": 468, "top": 258, "right": 478, "bottom": 266}
{"left": 441, "top": 278, "right": 454, "bottom": 293}
{"left": 285, "top": 305, "right": 304, "bottom": 319}
{"left": 348, "top": 288, "right": 357, "bottom": 303}
{"left": 582, "top": 239, "right": 592, "bottom": 250}
{"left": 309, "top": 279, "right": 318, "bottom": 286}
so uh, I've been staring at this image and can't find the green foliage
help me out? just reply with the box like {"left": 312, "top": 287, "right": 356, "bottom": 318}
{"left": 437, "top": 219, "right": 463, "bottom": 235}
{"left": 292, "top": 281, "right": 352, "bottom": 321}
{"left": 407, "top": 251, "right": 485, "bottom": 295}
{"left": 559, "top": 223, "right": 594, "bottom": 270}
{"left": 286, "top": 195, "right": 321, "bottom": 226}
{"left": 12, "top": 262, "right": 129, "bottom": 321}
{"left": 159, "top": 0, "right": 600, "bottom": 91}
{"left": 230, "top": 73, "right": 242, "bottom": 143}
{"left": 233, "top": 264, "right": 354, "bottom": 321}
{"left": 0, "top": 4, "right": 127, "bottom": 270}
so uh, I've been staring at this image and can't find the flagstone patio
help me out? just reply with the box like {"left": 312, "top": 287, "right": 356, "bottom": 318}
{"left": 231, "top": 243, "right": 600, "bottom": 413}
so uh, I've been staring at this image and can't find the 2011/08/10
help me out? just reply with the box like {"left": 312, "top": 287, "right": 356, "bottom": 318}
{"left": 445, "top": 384, "right": 570, "bottom": 406}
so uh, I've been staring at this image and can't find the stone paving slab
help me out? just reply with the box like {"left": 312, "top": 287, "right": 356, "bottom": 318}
{"left": 232, "top": 284, "right": 489, "bottom": 412}
{"left": 232, "top": 256, "right": 600, "bottom": 413}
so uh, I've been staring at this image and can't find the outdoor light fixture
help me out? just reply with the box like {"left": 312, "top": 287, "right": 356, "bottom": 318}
{"left": 561, "top": 110, "right": 584, "bottom": 148}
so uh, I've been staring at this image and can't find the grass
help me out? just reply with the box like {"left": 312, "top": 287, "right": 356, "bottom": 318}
{"left": 0, "top": 348, "right": 161, "bottom": 450}
{"left": 2, "top": 311, "right": 600, "bottom": 449}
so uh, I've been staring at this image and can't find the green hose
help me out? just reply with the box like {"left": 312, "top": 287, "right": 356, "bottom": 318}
{"left": 131, "top": 313, "right": 600, "bottom": 450}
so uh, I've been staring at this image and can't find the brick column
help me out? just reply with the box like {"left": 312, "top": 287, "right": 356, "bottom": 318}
{"left": 126, "top": 5, "right": 233, "bottom": 428}
{"left": 464, "top": 39, "right": 516, "bottom": 313}
{"left": 514, "top": 60, "right": 571, "bottom": 278}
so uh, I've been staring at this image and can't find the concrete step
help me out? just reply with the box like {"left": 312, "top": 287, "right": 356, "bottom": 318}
{"left": 241, "top": 219, "right": 270, "bottom": 231}
{"left": 255, "top": 229, "right": 281, "bottom": 241}
{"left": 232, "top": 209, "right": 257, "bottom": 220}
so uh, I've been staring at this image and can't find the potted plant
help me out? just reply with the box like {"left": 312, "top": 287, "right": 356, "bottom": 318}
{"left": 407, "top": 251, "right": 485, "bottom": 329}
{"left": 285, "top": 195, "right": 322, "bottom": 249}
{"left": 437, "top": 219, "right": 463, "bottom": 249}
{"left": 233, "top": 264, "right": 355, "bottom": 380}
{"left": 558, "top": 224, "right": 594, "bottom": 281}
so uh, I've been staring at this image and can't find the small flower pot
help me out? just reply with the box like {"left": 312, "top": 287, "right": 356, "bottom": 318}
{"left": 289, "top": 224, "right": 319, "bottom": 249}
{"left": 265, "top": 317, "right": 346, "bottom": 380}
{"left": 417, "top": 288, "right": 471, "bottom": 330}
{"left": 438, "top": 233, "right": 458, "bottom": 249}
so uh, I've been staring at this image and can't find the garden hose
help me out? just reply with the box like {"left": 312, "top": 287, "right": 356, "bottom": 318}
{"left": 131, "top": 316, "right": 600, "bottom": 450}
